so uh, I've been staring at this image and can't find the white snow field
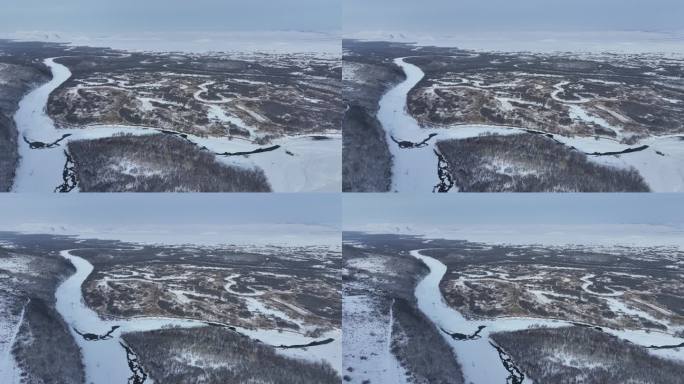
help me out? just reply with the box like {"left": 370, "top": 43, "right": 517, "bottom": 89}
{"left": 2, "top": 30, "right": 341, "bottom": 56}
{"left": 342, "top": 295, "right": 409, "bottom": 384}
{"left": 12, "top": 58, "right": 340, "bottom": 192}
{"left": 348, "top": 223, "right": 684, "bottom": 249}
{"left": 346, "top": 30, "right": 684, "bottom": 56}
{"left": 377, "top": 58, "right": 684, "bottom": 192}
{"left": 1, "top": 223, "right": 341, "bottom": 248}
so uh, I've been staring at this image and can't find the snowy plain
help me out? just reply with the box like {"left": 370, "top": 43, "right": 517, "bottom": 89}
{"left": 0, "top": 223, "right": 341, "bottom": 248}
{"left": 346, "top": 223, "right": 684, "bottom": 249}
{"left": 342, "top": 295, "right": 409, "bottom": 384}
{"left": 2, "top": 30, "right": 341, "bottom": 56}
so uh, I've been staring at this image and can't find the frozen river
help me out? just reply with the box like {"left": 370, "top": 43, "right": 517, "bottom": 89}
{"left": 55, "top": 249, "right": 340, "bottom": 383}
{"left": 410, "top": 249, "right": 684, "bottom": 384}
{"left": 12, "top": 58, "right": 340, "bottom": 192}
{"left": 377, "top": 57, "right": 684, "bottom": 192}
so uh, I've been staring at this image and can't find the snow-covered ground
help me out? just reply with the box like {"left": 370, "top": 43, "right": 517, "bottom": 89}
{"left": 2, "top": 30, "right": 341, "bottom": 56}
{"left": 347, "top": 223, "right": 684, "bottom": 249}
{"left": 11, "top": 58, "right": 341, "bottom": 192}
{"left": 342, "top": 295, "right": 409, "bottom": 383}
{"left": 377, "top": 58, "right": 684, "bottom": 192}
{"left": 55, "top": 249, "right": 341, "bottom": 383}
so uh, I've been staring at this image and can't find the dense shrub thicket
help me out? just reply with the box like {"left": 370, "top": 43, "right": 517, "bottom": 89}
{"left": 123, "top": 326, "right": 340, "bottom": 384}
{"left": 68, "top": 134, "right": 271, "bottom": 192}
{"left": 342, "top": 106, "right": 392, "bottom": 192}
{"left": 437, "top": 133, "right": 650, "bottom": 192}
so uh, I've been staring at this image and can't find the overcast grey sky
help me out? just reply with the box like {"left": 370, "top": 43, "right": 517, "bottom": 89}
{"left": 0, "top": 0, "right": 340, "bottom": 33}
{"left": 0, "top": 194, "right": 340, "bottom": 227}
{"left": 344, "top": 0, "right": 684, "bottom": 33}
{"left": 344, "top": 194, "right": 684, "bottom": 226}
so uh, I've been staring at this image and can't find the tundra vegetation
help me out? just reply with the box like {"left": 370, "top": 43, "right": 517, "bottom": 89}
{"left": 422, "top": 241, "right": 683, "bottom": 332}
{"left": 72, "top": 243, "right": 341, "bottom": 334}
{"left": 49, "top": 51, "right": 341, "bottom": 137}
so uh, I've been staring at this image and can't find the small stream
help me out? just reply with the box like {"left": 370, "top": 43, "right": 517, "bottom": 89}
{"left": 524, "top": 129, "right": 651, "bottom": 156}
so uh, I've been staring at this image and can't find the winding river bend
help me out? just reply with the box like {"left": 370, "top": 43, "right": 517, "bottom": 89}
{"left": 11, "top": 58, "right": 341, "bottom": 192}
{"left": 55, "top": 249, "right": 341, "bottom": 383}
{"left": 378, "top": 58, "right": 684, "bottom": 192}
{"left": 409, "top": 249, "right": 684, "bottom": 384}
